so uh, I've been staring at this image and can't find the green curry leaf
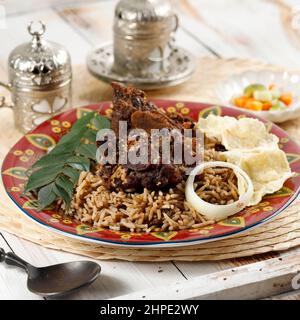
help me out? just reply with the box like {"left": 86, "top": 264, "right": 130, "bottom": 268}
{"left": 37, "top": 182, "right": 57, "bottom": 211}
{"left": 23, "top": 111, "right": 109, "bottom": 211}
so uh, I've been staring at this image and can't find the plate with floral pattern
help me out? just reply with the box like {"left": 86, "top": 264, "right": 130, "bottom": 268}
{"left": 2, "top": 101, "right": 300, "bottom": 247}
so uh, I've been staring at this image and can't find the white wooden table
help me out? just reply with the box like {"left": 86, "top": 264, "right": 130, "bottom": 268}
{"left": 0, "top": 0, "right": 300, "bottom": 300}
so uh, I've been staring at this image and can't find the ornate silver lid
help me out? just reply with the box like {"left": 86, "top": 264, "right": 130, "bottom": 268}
{"left": 114, "top": 0, "right": 177, "bottom": 38}
{"left": 8, "top": 21, "right": 72, "bottom": 90}
{"left": 115, "top": 0, "right": 174, "bottom": 22}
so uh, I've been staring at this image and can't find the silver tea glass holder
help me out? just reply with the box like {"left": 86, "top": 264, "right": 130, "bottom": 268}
{"left": 87, "top": 0, "right": 196, "bottom": 89}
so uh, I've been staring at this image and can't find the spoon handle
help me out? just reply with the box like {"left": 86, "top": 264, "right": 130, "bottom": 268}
{"left": 0, "top": 248, "right": 29, "bottom": 270}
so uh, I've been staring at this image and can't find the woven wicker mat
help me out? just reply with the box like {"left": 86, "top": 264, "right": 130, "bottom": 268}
{"left": 0, "top": 57, "right": 300, "bottom": 261}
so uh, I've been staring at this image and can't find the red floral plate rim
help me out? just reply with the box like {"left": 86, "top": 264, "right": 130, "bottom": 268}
{"left": 2, "top": 100, "right": 300, "bottom": 248}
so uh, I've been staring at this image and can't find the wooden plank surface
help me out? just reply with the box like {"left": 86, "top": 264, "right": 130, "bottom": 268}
{"left": 0, "top": 0, "right": 300, "bottom": 300}
{"left": 266, "top": 290, "right": 300, "bottom": 300}
{"left": 112, "top": 252, "right": 300, "bottom": 300}
{"left": 176, "top": 0, "right": 300, "bottom": 68}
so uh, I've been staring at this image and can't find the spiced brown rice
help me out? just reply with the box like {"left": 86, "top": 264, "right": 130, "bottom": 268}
{"left": 62, "top": 136, "right": 238, "bottom": 233}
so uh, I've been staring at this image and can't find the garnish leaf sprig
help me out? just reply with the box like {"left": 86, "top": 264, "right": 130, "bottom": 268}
{"left": 23, "top": 111, "right": 110, "bottom": 211}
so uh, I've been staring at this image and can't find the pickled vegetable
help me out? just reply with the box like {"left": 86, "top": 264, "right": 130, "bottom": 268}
{"left": 244, "top": 84, "right": 266, "bottom": 97}
{"left": 262, "top": 101, "right": 272, "bottom": 111}
{"left": 232, "top": 82, "right": 293, "bottom": 112}
{"left": 279, "top": 93, "right": 292, "bottom": 106}
{"left": 245, "top": 100, "right": 263, "bottom": 111}
{"left": 233, "top": 96, "right": 248, "bottom": 108}
{"left": 270, "top": 100, "right": 286, "bottom": 111}
{"left": 253, "top": 90, "right": 272, "bottom": 102}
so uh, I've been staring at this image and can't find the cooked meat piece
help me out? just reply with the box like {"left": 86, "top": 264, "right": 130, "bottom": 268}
{"left": 112, "top": 82, "right": 151, "bottom": 111}
{"left": 111, "top": 82, "right": 182, "bottom": 134}
{"left": 122, "top": 164, "right": 183, "bottom": 191}
{"left": 214, "top": 143, "right": 227, "bottom": 152}
{"left": 125, "top": 162, "right": 153, "bottom": 172}
{"left": 168, "top": 112, "right": 194, "bottom": 129}
{"left": 131, "top": 110, "right": 180, "bottom": 133}
{"left": 98, "top": 162, "right": 183, "bottom": 191}
{"left": 97, "top": 164, "right": 116, "bottom": 189}
{"left": 96, "top": 83, "right": 198, "bottom": 192}
{"left": 110, "top": 100, "right": 134, "bottom": 135}
{"left": 111, "top": 82, "right": 154, "bottom": 134}
{"left": 157, "top": 164, "right": 183, "bottom": 186}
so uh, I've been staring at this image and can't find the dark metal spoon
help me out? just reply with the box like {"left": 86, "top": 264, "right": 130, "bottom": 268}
{"left": 0, "top": 247, "right": 101, "bottom": 297}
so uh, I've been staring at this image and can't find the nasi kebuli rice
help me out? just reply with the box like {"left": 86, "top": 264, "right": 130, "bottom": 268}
{"left": 24, "top": 83, "right": 294, "bottom": 233}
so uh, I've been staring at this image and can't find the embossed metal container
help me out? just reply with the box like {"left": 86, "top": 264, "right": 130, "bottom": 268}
{"left": 113, "top": 0, "right": 178, "bottom": 77}
{"left": 0, "top": 21, "right": 72, "bottom": 133}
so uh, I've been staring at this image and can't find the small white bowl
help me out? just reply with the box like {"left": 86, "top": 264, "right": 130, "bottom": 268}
{"left": 215, "top": 70, "right": 300, "bottom": 123}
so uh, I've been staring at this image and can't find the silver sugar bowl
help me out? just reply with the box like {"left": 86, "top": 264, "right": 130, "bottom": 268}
{"left": 0, "top": 21, "right": 72, "bottom": 133}
{"left": 113, "top": 0, "right": 178, "bottom": 77}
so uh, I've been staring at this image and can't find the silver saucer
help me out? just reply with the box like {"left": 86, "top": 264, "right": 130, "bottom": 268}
{"left": 86, "top": 43, "right": 196, "bottom": 90}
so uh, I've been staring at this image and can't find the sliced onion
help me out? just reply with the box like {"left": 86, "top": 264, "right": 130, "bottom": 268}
{"left": 185, "top": 161, "right": 254, "bottom": 221}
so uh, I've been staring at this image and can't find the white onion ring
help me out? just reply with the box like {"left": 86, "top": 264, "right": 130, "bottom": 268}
{"left": 185, "top": 161, "right": 254, "bottom": 221}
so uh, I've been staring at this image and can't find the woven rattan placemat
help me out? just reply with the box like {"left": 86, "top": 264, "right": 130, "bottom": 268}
{"left": 0, "top": 57, "right": 299, "bottom": 261}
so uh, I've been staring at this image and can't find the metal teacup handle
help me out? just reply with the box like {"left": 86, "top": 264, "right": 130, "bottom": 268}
{"left": 172, "top": 14, "right": 179, "bottom": 34}
{"left": 148, "top": 14, "right": 179, "bottom": 63}
{"left": 0, "top": 81, "right": 13, "bottom": 109}
{"left": 167, "top": 14, "right": 179, "bottom": 52}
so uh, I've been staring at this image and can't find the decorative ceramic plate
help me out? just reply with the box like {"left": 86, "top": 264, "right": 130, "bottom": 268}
{"left": 2, "top": 101, "right": 300, "bottom": 247}
{"left": 215, "top": 70, "right": 300, "bottom": 123}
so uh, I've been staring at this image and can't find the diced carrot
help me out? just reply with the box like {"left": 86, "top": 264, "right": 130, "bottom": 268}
{"left": 262, "top": 101, "right": 272, "bottom": 111}
{"left": 269, "top": 83, "right": 276, "bottom": 90}
{"left": 234, "top": 96, "right": 248, "bottom": 108}
{"left": 279, "top": 93, "right": 292, "bottom": 106}
{"left": 245, "top": 100, "right": 263, "bottom": 111}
